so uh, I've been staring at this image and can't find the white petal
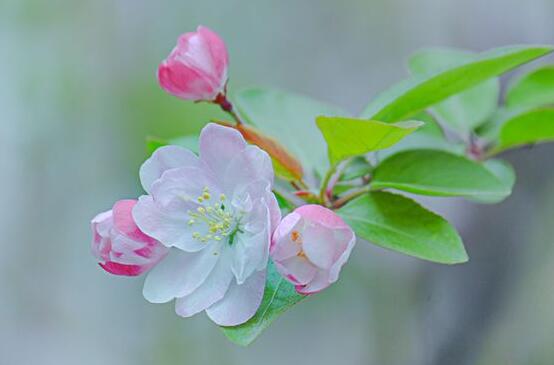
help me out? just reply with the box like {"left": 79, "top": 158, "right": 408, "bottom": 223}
{"left": 139, "top": 145, "right": 201, "bottom": 193}
{"left": 133, "top": 195, "right": 206, "bottom": 252}
{"left": 142, "top": 246, "right": 219, "bottom": 303}
{"left": 174, "top": 250, "right": 233, "bottom": 318}
{"left": 199, "top": 123, "right": 246, "bottom": 179}
{"left": 231, "top": 222, "right": 270, "bottom": 284}
{"left": 231, "top": 180, "right": 281, "bottom": 234}
{"left": 91, "top": 210, "right": 113, "bottom": 238}
{"left": 150, "top": 166, "right": 220, "bottom": 209}
{"left": 265, "top": 191, "right": 281, "bottom": 235}
{"left": 223, "top": 145, "right": 273, "bottom": 194}
{"left": 206, "top": 269, "right": 266, "bottom": 326}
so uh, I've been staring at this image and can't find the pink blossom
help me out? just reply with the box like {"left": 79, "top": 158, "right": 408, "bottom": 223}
{"left": 271, "top": 205, "right": 356, "bottom": 295}
{"left": 133, "top": 123, "right": 280, "bottom": 326}
{"left": 91, "top": 199, "right": 168, "bottom": 276}
{"left": 158, "top": 26, "right": 229, "bottom": 101}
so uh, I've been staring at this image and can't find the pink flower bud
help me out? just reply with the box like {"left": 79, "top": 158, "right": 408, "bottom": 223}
{"left": 91, "top": 199, "right": 168, "bottom": 276}
{"left": 270, "top": 205, "right": 356, "bottom": 295}
{"left": 157, "top": 26, "right": 229, "bottom": 101}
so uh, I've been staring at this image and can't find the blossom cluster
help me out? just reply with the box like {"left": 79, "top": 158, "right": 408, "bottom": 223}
{"left": 90, "top": 26, "right": 356, "bottom": 326}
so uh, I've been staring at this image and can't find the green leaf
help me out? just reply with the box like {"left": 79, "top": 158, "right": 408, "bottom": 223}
{"left": 337, "top": 192, "right": 467, "bottom": 264}
{"left": 378, "top": 112, "right": 465, "bottom": 159}
{"left": 494, "top": 108, "right": 554, "bottom": 152}
{"left": 469, "top": 159, "right": 516, "bottom": 204}
{"left": 505, "top": 65, "right": 554, "bottom": 109}
{"left": 234, "top": 88, "right": 347, "bottom": 178}
{"left": 316, "top": 116, "right": 422, "bottom": 164}
{"left": 371, "top": 150, "right": 511, "bottom": 198}
{"left": 340, "top": 156, "right": 372, "bottom": 181}
{"left": 146, "top": 135, "right": 199, "bottom": 156}
{"left": 221, "top": 261, "right": 306, "bottom": 346}
{"left": 362, "top": 45, "right": 553, "bottom": 122}
{"left": 146, "top": 137, "right": 168, "bottom": 155}
{"left": 408, "top": 47, "right": 499, "bottom": 134}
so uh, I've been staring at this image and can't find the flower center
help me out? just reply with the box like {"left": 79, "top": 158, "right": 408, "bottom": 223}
{"left": 187, "top": 187, "right": 239, "bottom": 244}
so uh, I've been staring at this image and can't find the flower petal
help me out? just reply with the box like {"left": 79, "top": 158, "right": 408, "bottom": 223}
{"left": 142, "top": 246, "right": 220, "bottom": 303}
{"left": 231, "top": 205, "right": 270, "bottom": 284}
{"left": 301, "top": 224, "right": 349, "bottom": 270}
{"left": 206, "top": 269, "right": 266, "bottom": 326}
{"left": 133, "top": 195, "right": 206, "bottom": 252}
{"left": 270, "top": 212, "right": 302, "bottom": 261}
{"left": 328, "top": 231, "right": 356, "bottom": 282}
{"left": 274, "top": 255, "right": 318, "bottom": 285}
{"left": 91, "top": 210, "right": 112, "bottom": 239}
{"left": 196, "top": 26, "right": 228, "bottom": 85}
{"left": 296, "top": 270, "right": 331, "bottom": 295}
{"left": 112, "top": 199, "right": 153, "bottom": 242}
{"left": 100, "top": 262, "right": 145, "bottom": 276}
{"left": 295, "top": 204, "right": 350, "bottom": 229}
{"left": 224, "top": 145, "right": 273, "bottom": 194}
{"left": 140, "top": 145, "right": 201, "bottom": 193}
{"left": 199, "top": 123, "right": 246, "bottom": 179}
{"left": 231, "top": 179, "right": 281, "bottom": 234}
{"left": 174, "top": 250, "right": 233, "bottom": 318}
{"left": 297, "top": 205, "right": 354, "bottom": 270}
{"left": 150, "top": 166, "right": 220, "bottom": 209}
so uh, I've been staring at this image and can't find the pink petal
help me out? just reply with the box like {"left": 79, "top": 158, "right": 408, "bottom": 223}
{"left": 295, "top": 204, "right": 350, "bottom": 229}
{"left": 157, "top": 26, "right": 228, "bottom": 101}
{"left": 196, "top": 26, "right": 229, "bottom": 84}
{"left": 275, "top": 256, "right": 318, "bottom": 285}
{"left": 99, "top": 262, "right": 145, "bottom": 277}
{"left": 302, "top": 224, "right": 352, "bottom": 270}
{"left": 112, "top": 199, "right": 153, "bottom": 243}
{"left": 158, "top": 60, "right": 217, "bottom": 100}
{"left": 296, "top": 270, "right": 331, "bottom": 295}
{"left": 270, "top": 212, "right": 302, "bottom": 260}
{"left": 206, "top": 269, "right": 266, "bottom": 326}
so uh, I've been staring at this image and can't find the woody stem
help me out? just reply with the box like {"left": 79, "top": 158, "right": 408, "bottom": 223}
{"left": 214, "top": 93, "right": 243, "bottom": 125}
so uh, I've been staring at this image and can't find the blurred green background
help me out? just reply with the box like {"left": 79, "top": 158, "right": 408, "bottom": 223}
{"left": 2, "top": 0, "right": 554, "bottom": 364}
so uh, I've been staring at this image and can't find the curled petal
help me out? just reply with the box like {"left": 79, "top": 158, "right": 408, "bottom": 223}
{"left": 270, "top": 212, "right": 302, "bottom": 261}
{"left": 271, "top": 205, "right": 356, "bottom": 295}
{"left": 157, "top": 26, "right": 228, "bottom": 101}
{"left": 90, "top": 200, "right": 167, "bottom": 277}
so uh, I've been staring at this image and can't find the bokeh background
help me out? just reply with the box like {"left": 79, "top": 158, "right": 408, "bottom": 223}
{"left": 2, "top": 0, "right": 554, "bottom": 364}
